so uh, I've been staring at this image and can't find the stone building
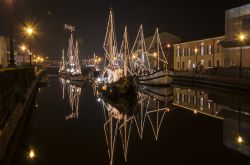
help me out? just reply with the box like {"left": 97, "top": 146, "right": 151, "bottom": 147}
{"left": 174, "top": 36, "right": 225, "bottom": 71}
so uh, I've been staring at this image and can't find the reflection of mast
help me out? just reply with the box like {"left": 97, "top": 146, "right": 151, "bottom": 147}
{"left": 147, "top": 99, "right": 168, "bottom": 141}
{"left": 119, "top": 114, "right": 133, "bottom": 162}
{"left": 66, "top": 84, "right": 81, "bottom": 120}
{"left": 59, "top": 78, "right": 66, "bottom": 100}
{"left": 102, "top": 101, "right": 120, "bottom": 165}
{"left": 134, "top": 92, "right": 149, "bottom": 139}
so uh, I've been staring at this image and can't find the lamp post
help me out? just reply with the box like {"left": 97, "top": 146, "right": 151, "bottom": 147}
{"left": 20, "top": 44, "right": 26, "bottom": 63}
{"left": 25, "top": 26, "right": 34, "bottom": 66}
{"left": 194, "top": 47, "right": 198, "bottom": 73}
{"left": 239, "top": 33, "right": 246, "bottom": 78}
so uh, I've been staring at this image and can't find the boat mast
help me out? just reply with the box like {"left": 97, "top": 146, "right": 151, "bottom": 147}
{"left": 120, "top": 26, "right": 132, "bottom": 77}
{"left": 157, "top": 28, "right": 160, "bottom": 70}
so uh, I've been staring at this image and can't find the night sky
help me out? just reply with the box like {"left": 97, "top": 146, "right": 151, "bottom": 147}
{"left": 0, "top": 0, "right": 249, "bottom": 60}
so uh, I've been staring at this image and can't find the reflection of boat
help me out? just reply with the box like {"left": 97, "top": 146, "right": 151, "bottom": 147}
{"left": 65, "top": 83, "right": 81, "bottom": 120}
{"left": 99, "top": 87, "right": 172, "bottom": 164}
{"left": 137, "top": 85, "right": 174, "bottom": 102}
{"left": 59, "top": 77, "right": 66, "bottom": 100}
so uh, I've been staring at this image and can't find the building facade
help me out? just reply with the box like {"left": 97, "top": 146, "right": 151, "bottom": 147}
{"left": 0, "top": 36, "right": 10, "bottom": 68}
{"left": 174, "top": 36, "right": 225, "bottom": 71}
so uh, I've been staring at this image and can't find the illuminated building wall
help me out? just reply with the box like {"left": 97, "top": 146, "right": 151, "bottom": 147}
{"left": 173, "top": 36, "right": 225, "bottom": 71}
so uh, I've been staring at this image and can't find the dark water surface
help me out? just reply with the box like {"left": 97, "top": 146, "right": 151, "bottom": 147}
{"left": 11, "top": 75, "right": 250, "bottom": 165}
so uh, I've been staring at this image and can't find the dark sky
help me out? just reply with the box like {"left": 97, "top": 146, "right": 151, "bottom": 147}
{"left": 0, "top": 0, "right": 249, "bottom": 60}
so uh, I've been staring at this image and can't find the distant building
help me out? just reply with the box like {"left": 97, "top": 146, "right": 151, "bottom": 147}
{"left": 221, "top": 3, "right": 250, "bottom": 67}
{"left": 0, "top": 36, "right": 10, "bottom": 68}
{"left": 174, "top": 36, "right": 225, "bottom": 71}
{"left": 145, "top": 32, "right": 180, "bottom": 70}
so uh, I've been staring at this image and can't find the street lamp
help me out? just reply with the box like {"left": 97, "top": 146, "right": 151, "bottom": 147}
{"left": 20, "top": 44, "right": 27, "bottom": 63}
{"left": 238, "top": 33, "right": 246, "bottom": 78}
{"left": 194, "top": 47, "right": 198, "bottom": 72}
{"left": 24, "top": 26, "right": 34, "bottom": 66}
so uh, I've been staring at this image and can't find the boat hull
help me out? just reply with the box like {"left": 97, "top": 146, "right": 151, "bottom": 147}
{"left": 137, "top": 70, "right": 174, "bottom": 86}
{"left": 69, "top": 74, "right": 86, "bottom": 81}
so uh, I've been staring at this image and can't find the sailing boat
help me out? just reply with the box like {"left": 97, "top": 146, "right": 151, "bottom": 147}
{"left": 98, "top": 9, "right": 135, "bottom": 95}
{"left": 132, "top": 27, "right": 174, "bottom": 86}
{"left": 64, "top": 24, "right": 85, "bottom": 81}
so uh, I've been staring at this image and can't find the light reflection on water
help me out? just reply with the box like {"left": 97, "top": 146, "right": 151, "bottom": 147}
{"left": 7, "top": 75, "right": 250, "bottom": 164}
{"left": 97, "top": 87, "right": 173, "bottom": 165}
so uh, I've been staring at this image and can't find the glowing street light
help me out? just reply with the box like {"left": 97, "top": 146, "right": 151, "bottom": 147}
{"left": 26, "top": 27, "right": 33, "bottom": 36}
{"left": 237, "top": 135, "right": 244, "bottom": 144}
{"left": 24, "top": 25, "right": 35, "bottom": 66}
{"left": 20, "top": 45, "right": 26, "bottom": 51}
{"left": 153, "top": 52, "right": 157, "bottom": 57}
{"left": 28, "top": 149, "right": 36, "bottom": 159}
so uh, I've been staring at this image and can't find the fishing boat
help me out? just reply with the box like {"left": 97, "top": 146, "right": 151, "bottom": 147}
{"left": 98, "top": 9, "right": 135, "bottom": 95}
{"left": 64, "top": 24, "right": 85, "bottom": 81}
{"left": 131, "top": 27, "right": 174, "bottom": 86}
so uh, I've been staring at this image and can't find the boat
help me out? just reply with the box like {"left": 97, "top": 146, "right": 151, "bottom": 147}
{"left": 64, "top": 24, "right": 85, "bottom": 81}
{"left": 98, "top": 9, "right": 134, "bottom": 95}
{"left": 131, "top": 27, "right": 174, "bottom": 86}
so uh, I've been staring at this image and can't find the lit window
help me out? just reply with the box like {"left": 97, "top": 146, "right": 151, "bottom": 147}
{"left": 208, "top": 45, "right": 212, "bottom": 54}
{"left": 201, "top": 59, "right": 204, "bottom": 66}
{"left": 201, "top": 45, "right": 204, "bottom": 55}
{"left": 188, "top": 60, "right": 192, "bottom": 70}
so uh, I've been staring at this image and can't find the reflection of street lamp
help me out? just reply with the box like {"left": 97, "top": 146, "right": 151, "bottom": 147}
{"left": 236, "top": 101, "right": 244, "bottom": 144}
{"left": 194, "top": 47, "right": 198, "bottom": 72}
{"left": 238, "top": 33, "right": 246, "bottom": 78}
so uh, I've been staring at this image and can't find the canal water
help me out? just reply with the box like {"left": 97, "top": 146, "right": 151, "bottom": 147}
{"left": 10, "top": 75, "right": 250, "bottom": 164}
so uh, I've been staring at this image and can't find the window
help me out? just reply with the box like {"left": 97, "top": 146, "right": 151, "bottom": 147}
{"left": 208, "top": 61, "right": 211, "bottom": 67}
{"left": 216, "top": 46, "right": 220, "bottom": 53}
{"left": 208, "top": 45, "right": 212, "bottom": 54}
{"left": 188, "top": 60, "right": 192, "bottom": 70}
{"left": 201, "top": 45, "right": 204, "bottom": 55}
{"left": 243, "top": 17, "right": 250, "bottom": 31}
{"left": 177, "top": 48, "right": 180, "bottom": 56}
{"left": 188, "top": 48, "right": 191, "bottom": 56}
{"left": 182, "top": 61, "right": 185, "bottom": 69}
{"left": 217, "top": 60, "right": 220, "bottom": 67}
{"left": 201, "top": 59, "right": 204, "bottom": 66}
{"left": 177, "top": 62, "right": 180, "bottom": 69}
